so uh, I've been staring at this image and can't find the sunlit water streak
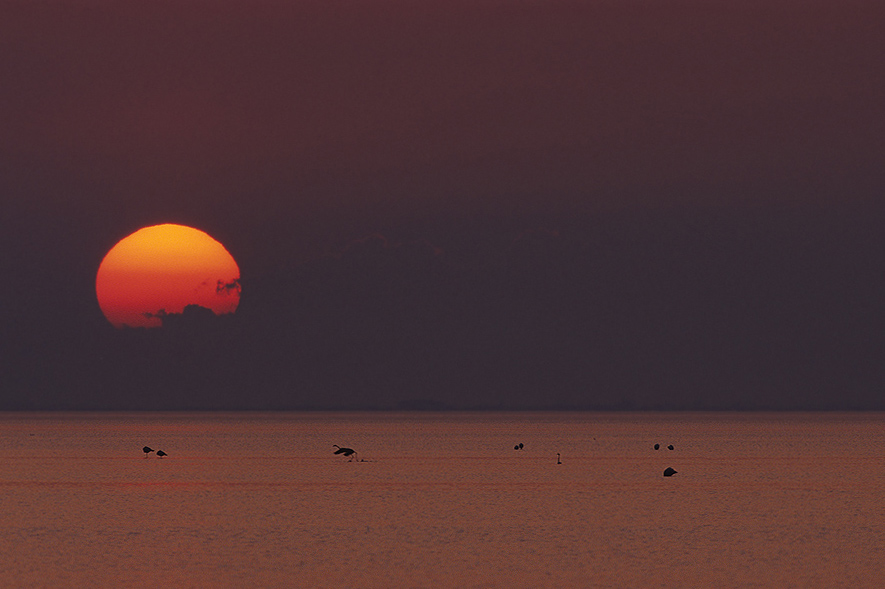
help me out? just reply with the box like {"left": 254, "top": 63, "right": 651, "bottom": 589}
{"left": 1, "top": 412, "right": 882, "bottom": 588}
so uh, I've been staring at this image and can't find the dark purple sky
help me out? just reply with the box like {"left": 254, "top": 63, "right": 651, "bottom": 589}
{"left": 2, "top": 0, "right": 884, "bottom": 410}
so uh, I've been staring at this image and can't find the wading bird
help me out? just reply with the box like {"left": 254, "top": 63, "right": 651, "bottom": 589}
{"left": 143, "top": 446, "right": 154, "bottom": 458}
{"left": 654, "top": 443, "right": 660, "bottom": 450}
{"left": 663, "top": 467, "right": 677, "bottom": 477}
{"left": 514, "top": 443, "right": 524, "bottom": 450}
{"left": 668, "top": 444, "right": 674, "bottom": 450}
{"left": 333, "top": 445, "right": 357, "bottom": 461}
{"left": 156, "top": 450, "right": 167, "bottom": 458}
{"left": 556, "top": 453, "right": 562, "bottom": 465}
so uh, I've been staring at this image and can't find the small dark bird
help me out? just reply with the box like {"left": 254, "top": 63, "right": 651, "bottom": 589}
{"left": 667, "top": 444, "right": 674, "bottom": 450}
{"left": 663, "top": 467, "right": 677, "bottom": 477}
{"left": 143, "top": 446, "right": 154, "bottom": 458}
{"left": 654, "top": 443, "right": 660, "bottom": 450}
{"left": 556, "top": 453, "right": 562, "bottom": 465}
{"left": 156, "top": 450, "right": 167, "bottom": 458}
{"left": 333, "top": 445, "right": 357, "bottom": 461}
{"left": 514, "top": 443, "right": 524, "bottom": 450}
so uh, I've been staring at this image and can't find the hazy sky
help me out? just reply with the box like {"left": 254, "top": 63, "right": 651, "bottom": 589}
{"left": 2, "top": 0, "right": 884, "bottom": 410}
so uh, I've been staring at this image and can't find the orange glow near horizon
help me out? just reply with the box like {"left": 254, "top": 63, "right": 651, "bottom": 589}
{"left": 96, "top": 224, "right": 240, "bottom": 328}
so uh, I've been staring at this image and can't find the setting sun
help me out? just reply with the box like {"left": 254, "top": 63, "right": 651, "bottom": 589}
{"left": 96, "top": 224, "right": 240, "bottom": 328}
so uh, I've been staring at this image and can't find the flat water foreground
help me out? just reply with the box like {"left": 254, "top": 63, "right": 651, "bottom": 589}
{"left": 1, "top": 412, "right": 882, "bottom": 587}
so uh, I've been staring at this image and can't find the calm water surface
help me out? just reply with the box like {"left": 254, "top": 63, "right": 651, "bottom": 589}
{"left": 1, "top": 412, "right": 882, "bottom": 587}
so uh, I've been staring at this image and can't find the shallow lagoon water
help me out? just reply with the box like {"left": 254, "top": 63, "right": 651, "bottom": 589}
{"left": 1, "top": 412, "right": 883, "bottom": 587}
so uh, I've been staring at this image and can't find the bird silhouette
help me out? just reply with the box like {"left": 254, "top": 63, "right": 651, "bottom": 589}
{"left": 156, "top": 450, "right": 167, "bottom": 458}
{"left": 667, "top": 444, "right": 674, "bottom": 450}
{"left": 654, "top": 443, "right": 660, "bottom": 450}
{"left": 663, "top": 467, "right": 677, "bottom": 477}
{"left": 514, "top": 443, "right": 524, "bottom": 450}
{"left": 556, "top": 453, "right": 562, "bottom": 465}
{"left": 333, "top": 445, "right": 357, "bottom": 461}
{"left": 143, "top": 446, "right": 154, "bottom": 458}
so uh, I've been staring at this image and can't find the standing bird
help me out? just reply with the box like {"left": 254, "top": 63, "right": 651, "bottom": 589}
{"left": 654, "top": 443, "right": 660, "bottom": 450}
{"left": 663, "top": 467, "right": 677, "bottom": 477}
{"left": 156, "top": 450, "right": 167, "bottom": 458}
{"left": 514, "top": 443, "right": 524, "bottom": 451}
{"left": 667, "top": 444, "right": 674, "bottom": 451}
{"left": 143, "top": 446, "right": 154, "bottom": 458}
{"left": 556, "top": 453, "right": 562, "bottom": 465}
{"left": 333, "top": 445, "right": 357, "bottom": 461}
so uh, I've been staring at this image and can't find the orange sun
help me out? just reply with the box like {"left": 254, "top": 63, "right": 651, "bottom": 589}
{"left": 96, "top": 224, "right": 241, "bottom": 328}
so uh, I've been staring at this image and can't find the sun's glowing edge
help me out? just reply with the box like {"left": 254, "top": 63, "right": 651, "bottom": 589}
{"left": 96, "top": 224, "right": 241, "bottom": 328}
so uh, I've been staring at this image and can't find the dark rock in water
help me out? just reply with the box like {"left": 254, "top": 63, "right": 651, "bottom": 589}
{"left": 667, "top": 444, "right": 674, "bottom": 450}
{"left": 654, "top": 443, "right": 660, "bottom": 450}
{"left": 663, "top": 467, "right": 677, "bottom": 477}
